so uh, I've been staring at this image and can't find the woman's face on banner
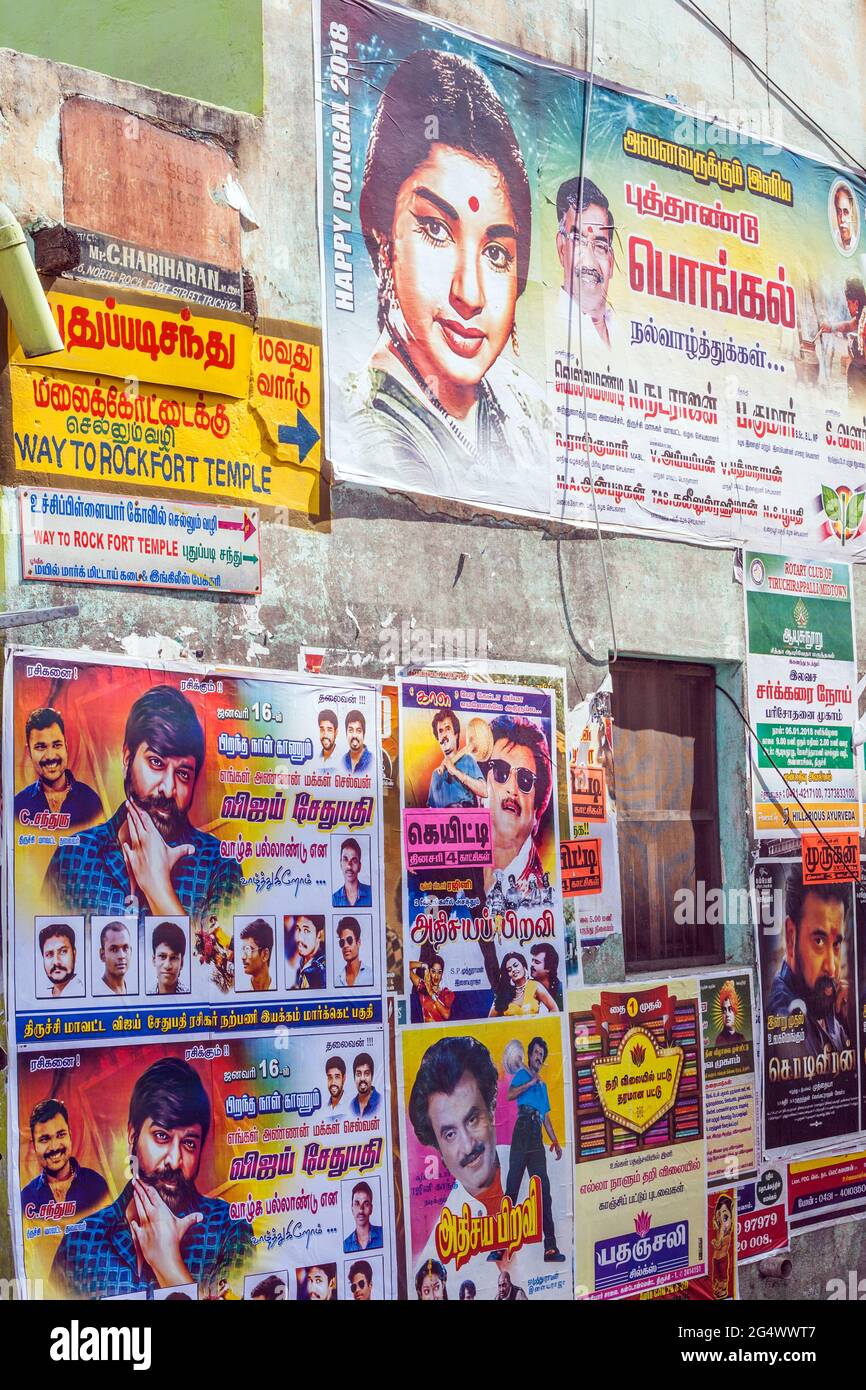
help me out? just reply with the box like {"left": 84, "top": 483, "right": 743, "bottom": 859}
{"left": 420, "top": 1270, "right": 446, "bottom": 1300}
{"left": 505, "top": 954, "right": 526, "bottom": 987}
{"left": 390, "top": 144, "right": 518, "bottom": 395}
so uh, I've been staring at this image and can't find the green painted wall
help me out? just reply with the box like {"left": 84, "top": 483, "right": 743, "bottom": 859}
{"left": 0, "top": 0, "right": 263, "bottom": 114}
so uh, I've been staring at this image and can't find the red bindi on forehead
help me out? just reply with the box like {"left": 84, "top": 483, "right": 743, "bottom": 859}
{"left": 468, "top": 195, "right": 479, "bottom": 212}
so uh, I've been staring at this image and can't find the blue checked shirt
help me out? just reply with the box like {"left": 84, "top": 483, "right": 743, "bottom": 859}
{"left": 44, "top": 806, "right": 243, "bottom": 926}
{"left": 51, "top": 1183, "right": 254, "bottom": 1298}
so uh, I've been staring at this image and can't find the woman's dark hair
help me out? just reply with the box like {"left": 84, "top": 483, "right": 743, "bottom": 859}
{"left": 360, "top": 49, "right": 531, "bottom": 313}
{"left": 493, "top": 951, "right": 527, "bottom": 1015}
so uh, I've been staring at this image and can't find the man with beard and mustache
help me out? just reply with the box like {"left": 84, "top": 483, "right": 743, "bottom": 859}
{"left": 44, "top": 686, "right": 242, "bottom": 927}
{"left": 38, "top": 922, "right": 85, "bottom": 998}
{"left": 409, "top": 1036, "right": 539, "bottom": 1298}
{"left": 555, "top": 175, "right": 617, "bottom": 351}
{"left": 51, "top": 1057, "right": 254, "bottom": 1297}
{"left": 316, "top": 707, "right": 340, "bottom": 771}
{"left": 350, "top": 1052, "right": 381, "bottom": 1117}
{"left": 766, "top": 869, "right": 851, "bottom": 1056}
{"left": 15, "top": 706, "right": 102, "bottom": 829}
{"left": 324, "top": 1053, "right": 348, "bottom": 1120}
{"left": 342, "top": 708, "right": 373, "bottom": 774}
{"left": 21, "top": 1099, "right": 108, "bottom": 1220}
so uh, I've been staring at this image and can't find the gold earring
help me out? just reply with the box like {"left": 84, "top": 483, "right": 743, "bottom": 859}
{"left": 378, "top": 248, "right": 397, "bottom": 315}
{"left": 511, "top": 322, "right": 520, "bottom": 356}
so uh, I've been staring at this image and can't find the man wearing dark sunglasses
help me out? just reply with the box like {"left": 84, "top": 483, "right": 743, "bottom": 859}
{"left": 348, "top": 1258, "right": 374, "bottom": 1300}
{"left": 481, "top": 715, "right": 552, "bottom": 909}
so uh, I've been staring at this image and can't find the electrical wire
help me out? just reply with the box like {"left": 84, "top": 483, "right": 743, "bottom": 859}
{"left": 716, "top": 683, "right": 855, "bottom": 871}
{"left": 556, "top": 4, "right": 861, "bottom": 870}
{"left": 682, "top": 0, "right": 866, "bottom": 177}
{"left": 556, "top": 0, "right": 619, "bottom": 669}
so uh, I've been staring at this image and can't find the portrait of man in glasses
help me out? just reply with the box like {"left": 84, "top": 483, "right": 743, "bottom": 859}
{"left": 479, "top": 715, "right": 553, "bottom": 909}
{"left": 555, "top": 175, "right": 617, "bottom": 351}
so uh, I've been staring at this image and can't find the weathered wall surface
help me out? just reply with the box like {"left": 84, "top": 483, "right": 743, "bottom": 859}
{"left": 1, "top": 0, "right": 865, "bottom": 1296}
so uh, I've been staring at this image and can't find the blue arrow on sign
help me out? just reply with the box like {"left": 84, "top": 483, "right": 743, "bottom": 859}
{"left": 278, "top": 410, "right": 320, "bottom": 464}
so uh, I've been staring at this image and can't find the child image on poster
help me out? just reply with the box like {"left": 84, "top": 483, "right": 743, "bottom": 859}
{"left": 401, "top": 680, "right": 565, "bottom": 1022}
{"left": 400, "top": 1015, "right": 572, "bottom": 1301}
{"left": 344, "top": 44, "right": 549, "bottom": 515}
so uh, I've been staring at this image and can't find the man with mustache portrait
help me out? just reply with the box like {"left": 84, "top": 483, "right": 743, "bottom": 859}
{"left": 44, "top": 686, "right": 242, "bottom": 927}
{"left": 51, "top": 1057, "right": 254, "bottom": 1297}
{"left": 15, "top": 706, "right": 102, "bottom": 830}
{"left": 21, "top": 1099, "right": 108, "bottom": 1221}
{"left": 37, "top": 922, "right": 85, "bottom": 999}
{"left": 765, "top": 868, "right": 852, "bottom": 1058}
{"left": 481, "top": 715, "right": 552, "bottom": 909}
{"left": 556, "top": 175, "right": 617, "bottom": 352}
{"left": 408, "top": 1033, "right": 553, "bottom": 1297}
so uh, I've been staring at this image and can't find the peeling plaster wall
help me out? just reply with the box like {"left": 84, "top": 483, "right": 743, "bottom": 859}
{"left": 1, "top": 0, "right": 865, "bottom": 1296}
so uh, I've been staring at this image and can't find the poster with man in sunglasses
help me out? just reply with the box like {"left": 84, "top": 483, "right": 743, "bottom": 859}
{"left": 400, "top": 679, "right": 565, "bottom": 1021}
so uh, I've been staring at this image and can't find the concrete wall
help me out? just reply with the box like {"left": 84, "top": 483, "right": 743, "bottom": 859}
{"left": 1, "top": 0, "right": 865, "bottom": 1296}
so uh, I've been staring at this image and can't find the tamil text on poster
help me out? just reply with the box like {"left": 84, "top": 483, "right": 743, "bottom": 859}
{"left": 398, "top": 1014, "right": 573, "bottom": 1300}
{"left": 400, "top": 677, "right": 565, "bottom": 1023}
{"left": 753, "top": 858, "right": 863, "bottom": 1156}
{"left": 316, "top": 0, "right": 866, "bottom": 554}
{"left": 570, "top": 978, "right": 707, "bottom": 1299}
{"left": 4, "top": 649, "right": 392, "bottom": 1298}
{"left": 744, "top": 549, "right": 859, "bottom": 837}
